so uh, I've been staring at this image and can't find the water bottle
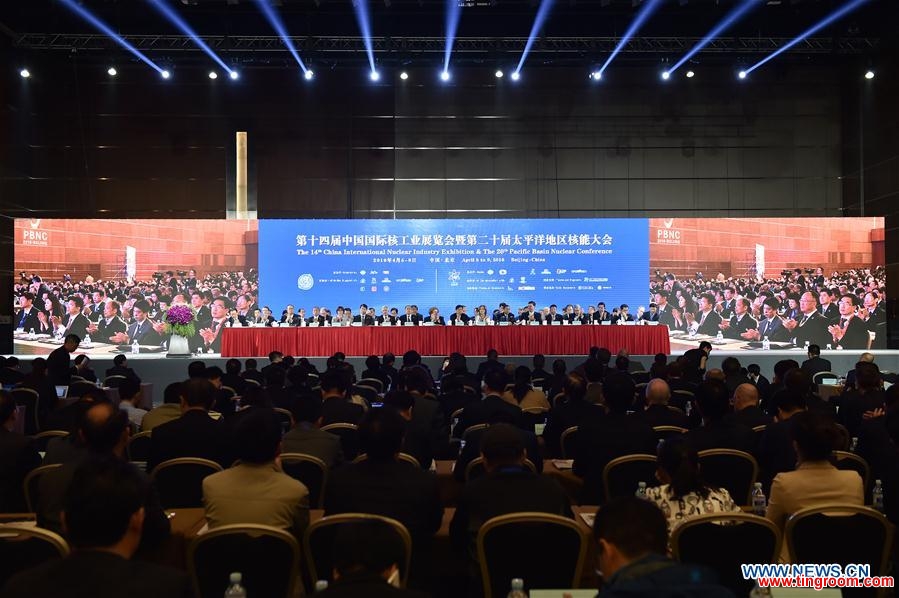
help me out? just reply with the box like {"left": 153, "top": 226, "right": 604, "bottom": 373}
{"left": 826, "top": 344, "right": 832, "bottom": 351}
{"left": 762, "top": 337, "right": 770, "bottom": 351}
{"left": 873, "top": 480, "right": 885, "bottom": 513}
{"left": 716, "top": 331, "right": 724, "bottom": 342}
{"left": 28, "top": 328, "right": 36, "bottom": 340}
{"left": 804, "top": 341, "right": 810, "bottom": 350}
{"left": 224, "top": 572, "right": 246, "bottom": 598}
{"left": 83, "top": 334, "right": 92, "bottom": 347}
{"left": 507, "top": 578, "right": 527, "bottom": 598}
{"left": 314, "top": 580, "right": 329, "bottom": 592}
{"left": 850, "top": 437, "right": 859, "bottom": 452}
{"left": 751, "top": 482, "right": 767, "bottom": 516}
{"left": 131, "top": 340, "right": 139, "bottom": 355}
{"left": 635, "top": 481, "right": 647, "bottom": 499}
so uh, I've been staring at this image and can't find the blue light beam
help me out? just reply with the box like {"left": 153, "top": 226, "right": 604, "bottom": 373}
{"left": 254, "top": 0, "right": 310, "bottom": 74}
{"left": 148, "top": 0, "right": 236, "bottom": 76}
{"left": 351, "top": 0, "right": 378, "bottom": 76}
{"left": 514, "top": 0, "right": 555, "bottom": 77}
{"left": 668, "top": 0, "right": 758, "bottom": 75}
{"left": 59, "top": 0, "right": 165, "bottom": 74}
{"left": 598, "top": 0, "right": 664, "bottom": 79}
{"left": 443, "top": 0, "right": 462, "bottom": 76}
{"left": 745, "top": 0, "right": 871, "bottom": 75}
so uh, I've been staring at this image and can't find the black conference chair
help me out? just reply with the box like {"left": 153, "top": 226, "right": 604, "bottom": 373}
{"left": 150, "top": 457, "right": 223, "bottom": 509}
{"left": 279, "top": 453, "right": 329, "bottom": 508}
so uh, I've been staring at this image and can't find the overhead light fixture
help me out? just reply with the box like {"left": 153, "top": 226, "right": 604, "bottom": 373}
{"left": 661, "top": 71, "right": 670, "bottom": 80}
{"left": 400, "top": 71, "right": 409, "bottom": 80}
{"left": 590, "top": 70, "right": 602, "bottom": 81}
{"left": 510, "top": 71, "right": 520, "bottom": 81}
{"left": 738, "top": 70, "right": 747, "bottom": 79}
{"left": 161, "top": 70, "right": 171, "bottom": 79}
{"left": 370, "top": 70, "right": 381, "bottom": 81}
{"left": 19, "top": 68, "right": 31, "bottom": 78}
{"left": 440, "top": 70, "right": 451, "bottom": 82}
{"left": 107, "top": 66, "right": 118, "bottom": 76}
{"left": 230, "top": 70, "right": 239, "bottom": 80}
{"left": 864, "top": 70, "right": 874, "bottom": 80}
{"left": 495, "top": 69, "right": 504, "bottom": 78}
{"left": 209, "top": 71, "right": 218, "bottom": 79}
{"left": 685, "top": 70, "right": 695, "bottom": 78}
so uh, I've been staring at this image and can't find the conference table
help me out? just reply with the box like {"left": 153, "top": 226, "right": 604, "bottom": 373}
{"left": 221, "top": 324, "right": 671, "bottom": 357}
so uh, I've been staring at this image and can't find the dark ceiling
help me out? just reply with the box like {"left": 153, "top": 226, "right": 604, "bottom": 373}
{"left": 1, "top": 0, "right": 895, "bottom": 68}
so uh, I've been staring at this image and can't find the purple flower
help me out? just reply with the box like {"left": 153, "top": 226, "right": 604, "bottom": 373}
{"left": 166, "top": 305, "right": 194, "bottom": 326}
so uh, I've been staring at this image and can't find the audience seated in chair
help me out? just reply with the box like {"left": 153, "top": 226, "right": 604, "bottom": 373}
{"left": 320, "top": 369, "right": 366, "bottom": 426}
{"left": 766, "top": 411, "right": 864, "bottom": 531}
{"left": 36, "top": 403, "right": 170, "bottom": 553}
{"left": 117, "top": 378, "right": 147, "bottom": 430}
{"left": 140, "top": 382, "right": 184, "bottom": 432}
{"left": 542, "top": 373, "right": 604, "bottom": 458}
{"left": 147, "top": 378, "right": 229, "bottom": 472}
{"left": 592, "top": 497, "right": 735, "bottom": 598}
{"left": 637, "top": 379, "right": 691, "bottom": 429}
{"left": 202, "top": 407, "right": 310, "bottom": 540}
{"left": 645, "top": 437, "right": 740, "bottom": 535}
{"left": 1, "top": 457, "right": 190, "bottom": 598}
{"left": 455, "top": 369, "right": 521, "bottom": 439}
{"left": 723, "top": 383, "right": 772, "bottom": 430}
{"left": 282, "top": 395, "right": 345, "bottom": 469}
{"left": 450, "top": 423, "right": 572, "bottom": 561}
{"left": 0, "top": 390, "right": 41, "bottom": 513}
{"left": 317, "top": 519, "right": 429, "bottom": 598}
{"left": 684, "top": 379, "right": 755, "bottom": 454}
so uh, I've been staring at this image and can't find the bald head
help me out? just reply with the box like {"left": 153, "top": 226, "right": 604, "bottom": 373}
{"left": 705, "top": 369, "right": 725, "bottom": 383}
{"left": 859, "top": 352, "right": 875, "bottom": 364}
{"left": 733, "top": 383, "right": 759, "bottom": 411}
{"left": 80, "top": 402, "right": 129, "bottom": 456}
{"left": 645, "top": 379, "right": 671, "bottom": 407}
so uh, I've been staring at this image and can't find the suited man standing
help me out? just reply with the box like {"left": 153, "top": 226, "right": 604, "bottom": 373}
{"left": 826, "top": 294, "right": 870, "bottom": 351}
{"left": 817, "top": 289, "right": 840, "bottom": 323}
{"left": 719, "top": 297, "right": 758, "bottom": 340}
{"left": 47, "top": 334, "right": 81, "bottom": 385}
{"left": 88, "top": 300, "right": 127, "bottom": 343}
{"left": 692, "top": 293, "right": 722, "bottom": 336}
{"left": 54, "top": 296, "right": 91, "bottom": 340}
{"left": 783, "top": 292, "right": 831, "bottom": 349}
{"left": 14, "top": 292, "right": 42, "bottom": 332}
{"left": 800, "top": 345, "right": 832, "bottom": 378}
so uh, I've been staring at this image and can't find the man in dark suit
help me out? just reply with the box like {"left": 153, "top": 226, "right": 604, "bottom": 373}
{"left": 756, "top": 390, "right": 806, "bottom": 491}
{"left": 89, "top": 300, "right": 128, "bottom": 343}
{"left": 448, "top": 305, "right": 470, "bottom": 326}
{"left": 684, "top": 379, "right": 756, "bottom": 454}
{"left": 147, "top": 378, "right": 229, "bottom": 472}
{"left": 47, "top": 334, "right": 81, "bottom": 385}
{"left": 720, "top": 297, "right": 758, "bottom": 340}
{"left": 3, "top": 457, "right": 190, "bottom": 598}
{"left": 692, "top": 293, "right": 722, "bottom": 336}
{"left": 784, "top": 292, "right": 831, "bottom": 348}
{"left": 55, "top": 296, "right": 91, "bottom": 340}
{"left": 324, "top": 408, "right": 442, "bottom": 582}
{"left": 197, "top": 297, "right": 229, "bottom": 353}
{"left": 375, "top": 306, "right": 398, "bottom": 326}
{"left": 409, "top": 305, "right": 425, "bottom": 325}
{"left": 637, "top": 379, "right": 690, "bottom": 429}
{"left": 226, "top": 307, "right": 247, "bottom": 328}
{"left": 283, "top": 396, "right": 344, "bottom": 468}
{"left": 14, "top": 291, "right": 42, "bottom": 332}
{"left": 745, "top": 299, "right": 790, "bottom": 342}
{"left": 0, "top": 390, "right": 41, "bottom": 512}
{"left": 105, "top": 354, "right": 142, "bottom": 385}
{"left": 518, "top": 302, "right": 543, "bottom": 324}
{"left": 320, "top": 369, "right": 365, "bottom": 425}
{"left": 280, "top": 304, "right": 301, "bottom": 327}
{"left": 724, "top": 383, "right": 773, "bottom": 430}
{"left": 612, "top": 304, "right": 635, "bottom": 325}
{"left": 111, "top": 299, "right": 163, "bottom": 346}
{"left": 36, "top": 403, "right": 170, "bottom": 552}
{"left": 455, "top": 370, "right": 520, "bottom": 438}
{"left": 546, "top": 304, "right": 565, "bottom": 323}
{"left": 399, "top": 368, "right": 449, "bottom": 463}
{"left": 800, "top": 345, "right": 832, "bottom": 378}
{"left": 450, "top": 424, "right": 572, "bottom": 559}
{"left": 594, "top": 302, "right": 612, "bottom": 323}
{"left": 87, "top": 289, "right": 106, "bottom": 322}
{"left": 494, "top": 304, "right": 516, "bottom": 323}
{"left": 353, "top": 304, "right": 375, "bottom": 326}
{"left": 573, "top": 372, "right": 657, "bottom": 504}
{"left": 654, "top": 291, "right": 675, "bottom": 329}
{"left": 640, "top": 303, "right": 660, "bottom": 323}
{"left": 190, "top": 291, "right": 211, "bottom": 328}
{"left": 837, "top": 362, "right": 886, "bottom": 437}
{"left": 475, "top": 349, "right": 505, "bottom": 384}
{"left": 542, "top": 373, "right": 605, "bottom": 458}
{"left": 0, "top": 357, "right": 25, "bottom": 386}
{"left": 818, "top": 289, "right": 840, "bottom": 323}
{"left": 720, "top": 287, "right": 737, "bottom": 320}
{"left": 829, "top": 294, "right": 871, "bottom": 351}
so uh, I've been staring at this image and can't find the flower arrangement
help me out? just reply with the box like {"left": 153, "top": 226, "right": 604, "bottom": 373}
{"left": 164, "top": 305, "right": 197, "bottom": 338}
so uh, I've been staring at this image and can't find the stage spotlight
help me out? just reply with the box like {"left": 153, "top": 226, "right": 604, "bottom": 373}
{"left": 443, "top": 0, "right": 462, "bottom": 84}
{"left": 590, "top": 71, "right": 602, "bottom": 81}
{"left": 440, "top": 70, "right": 451, "bottom": 82}
{"left": 149, "top": 0, "right": 236, "bottom": 79}
{"left": 304, "top": 70, "right": 314, "bottom": 80}
{"left": 865, "top": 70, "right": 874, "bottom": 80}
{"left": 661, "top": 71, "right": 670, "bottom": 80}
{"left": 229, "top": 70, "right": 239, "bottom": 80}
{"left": 510, "top": 71, "right": 520, "bottom": 81}
{"left": 370, "top": 70, "right": 381, "bottom": 82}
{"left": 738, "top": 70, "right": 747, "bottom": 80}
{"left": 254, "top": 0, "right": 312, "bottom": 75}
{"left": 685, "top": 70, "right": 694, "bottom": 78}
{"left": 208, "top": 71, "right": 218, "bottom": 80}
{"left": 667, "top": 0, "right": 757, "bottom": 76}
{"left": 161, "top": 70, "right": 171, "bottom": 79}
{"left": 513, "top": 0, "right": 555, "bottom": 83}
{"left": 495, "top": 69, "right": 504, "bottom": 78}
{"left": 400, "top": 71, "right": 409, "bottom": 80}
{"left": 107, "top": 67, "right": 118, "bottom": 77}
{"left": 20, "top": 68, "right": 31, "bottom": 78}
{"left": 597, "top": 0, "right": 663, "bottom": 79}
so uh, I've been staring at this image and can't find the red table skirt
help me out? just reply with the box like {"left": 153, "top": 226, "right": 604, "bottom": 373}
{"left": 221, "top": 325, "right": 670, "bottom": 357}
